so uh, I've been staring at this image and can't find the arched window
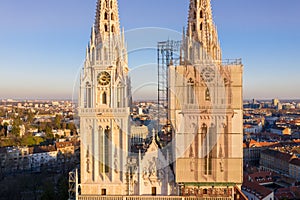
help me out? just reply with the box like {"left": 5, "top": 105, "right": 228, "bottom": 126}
{"left": 111, "top": 13, "right": 114, "bottom": 20}
{"left": 111, "top": 25, "right": 115, "bottom": 33}
{"left": 200, "top": 22, "right": 203, "bottom": 31}
{"left": 117, "top": 84, "right": 122, "bottom": 108}
{"left": 104, "top": 126, "right": 110, "bottom": 173}
{"left": 85, "top": 82, "right": 92, "bottom": 108}
{"left": 104, "top": 24, "right": 108, "bottom": 32}
{"left": 110, "top": 0, "right": 113, "bottom": 8}
{"left": 102, "top": 92, "right": 107, "bottom": 104}
{"left": 104, "top": 12, "right": 108, "bottom": 20}
{"left": 205, "top": 88, "right": 211, "bottom": 101}
{"left": 192, "top": 23, "right": 196, "bottom": 32}
{"left": 201, "top": 123, "right": 207, "bottom": 134}
{"left": 194, "top": 11, "right": 197, "bottom": 19}
{"left": 194, "top": 0, "right": 197, "bottom": 7}
{"left": 200, "top": 10, "right": 203, "bottom": 18}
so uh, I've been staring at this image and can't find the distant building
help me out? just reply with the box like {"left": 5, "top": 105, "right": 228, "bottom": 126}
{"left": 272, "top": 98, "right": 279, "bottom": 107}
{"left": 289, "top": 158, "right": 300, "bottom": 181}
{"left": 260, "top": 149, "right": 296, "bottom": 175}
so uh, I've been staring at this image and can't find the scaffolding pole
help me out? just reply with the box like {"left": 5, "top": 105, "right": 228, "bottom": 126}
{"left": 157, "top": 40, "right": 181, "bottom": 131}
{"left": 68, "top": 168, "right": 78, "bottom": 200}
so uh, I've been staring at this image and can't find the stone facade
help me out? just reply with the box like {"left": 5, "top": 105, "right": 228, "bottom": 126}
{"left": 77, "top": 0, "right": 243, "bottom": 199}
{"left": 78, "top": 0, "right": 131, "bottom": 195}
{"left": 168, "top": 0, "right": 243, "bottom": 196}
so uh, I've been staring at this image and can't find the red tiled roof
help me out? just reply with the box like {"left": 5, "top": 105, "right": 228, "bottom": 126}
{"left": 242, "top": 181, "right": 272, "bottom": 199}
{"left": 275, "top": 188, "right": 295, "bottom": 199}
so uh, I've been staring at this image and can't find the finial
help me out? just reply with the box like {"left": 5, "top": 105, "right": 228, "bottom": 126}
{"left": 152, "top": 128, "right": 156, "bottom": 141}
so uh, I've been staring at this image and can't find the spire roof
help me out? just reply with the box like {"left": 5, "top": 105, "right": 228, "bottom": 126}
{"left": 187, "top": 0, "right": 221, "bottom": 60}
{"left": 94, "top": 0, "right": 121, "bottom": 41}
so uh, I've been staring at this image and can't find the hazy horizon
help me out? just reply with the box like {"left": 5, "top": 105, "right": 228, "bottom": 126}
{"left": 1, "top": 0, "right": 300, "bottom": 100}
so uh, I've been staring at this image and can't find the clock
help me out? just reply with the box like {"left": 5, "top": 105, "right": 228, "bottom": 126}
{"left": 201, "top": 66, "right": 215, "bottom": 82}
{"left": 98, "top": 71, "right": 111, "bottom": 86}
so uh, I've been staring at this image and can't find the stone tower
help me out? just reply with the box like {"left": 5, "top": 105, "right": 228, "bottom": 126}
{"left": 169, "top": 0, "right": 243, "bottom": 197}
{"left": 78, "top": 0, "right": 131, "bottom": 195}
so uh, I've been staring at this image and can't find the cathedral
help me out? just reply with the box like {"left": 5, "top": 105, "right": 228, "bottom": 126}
{"left": 77, "top": 0, "right": 244, "bottom": 199}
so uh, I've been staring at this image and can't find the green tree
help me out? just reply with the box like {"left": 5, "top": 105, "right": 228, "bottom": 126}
{"left": 67, "top": 122, "right": 77, "bottom": 135}
{"left": 11, "top": 124, "right": 20, "bottom": 137}
{"left": 54, "top": 115, "right": 62, "bottom": 129}
{"left": 27, "top": 110, "right": 35, "bottom": 124}
{"left": 21, "top": 135, "right": 36, "bottom": 146}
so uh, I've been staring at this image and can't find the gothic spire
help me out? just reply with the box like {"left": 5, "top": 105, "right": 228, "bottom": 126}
{"left": 94, "top": 0, "right": 121, "bottom": 42}
{"left": 187, "top": 0, "right": 221, "bottom": 61}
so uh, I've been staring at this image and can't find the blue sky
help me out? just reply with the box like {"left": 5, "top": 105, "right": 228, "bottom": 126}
{"left": 0, "top": 0, "right": 299, "bottom": 100}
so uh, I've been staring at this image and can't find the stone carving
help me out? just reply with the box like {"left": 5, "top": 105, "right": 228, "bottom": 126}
{"left": 86, "top": 147, "right": 90, "bottom": 173}
{"left": 114, "top": 148, "right": 118, "bottom": 173}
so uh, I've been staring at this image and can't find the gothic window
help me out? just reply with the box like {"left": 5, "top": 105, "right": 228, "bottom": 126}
{"left": 201, "top": 123, "right": 207, "bottom": 134}
{"left": 192, "top": 23, "right": 196, "bottom": 32}
{"left": 85, "top": 82, "right": 92, "bottom": 108}
{"left": 98, "top": 126, "right": 104, "bottom": 174}
{"left": 200, "top": 22, "right": 203, "bottom": 31}
{"left": 205, "top": 88, "right": 211, "bottom": 101}
{"left": 117, "top": 84, "right": 122, "bottom": 108}
{"left": 104, "top": 126, "right": 110, "bottom": 173}
{"left": 152, "top": 187, "right": 157, "bottom": 196}
{"left": 194, "top": 0, "right": 197, "bottom": 7}
{"left": 102, "top": 92, "right": 107, "bottom": 104}
{"left": 111, "top": 13, "right": 114, "bottom": 20}
{"left": 194, "top": 11, "right": 197, "bottom": 19}
{"left": 104, "top": 24, "right": 108, "bottom": 32}
{"left": 200, "top": 10, "right": 203, "bottom": 18}
{"left": 111, "top": 25, "right": 115, "bottom": 33}
{"left": 110, "top": 0, "right": 113, "bottom": 9}
{"left": 105, "top": 0, "right": 109, "bottom": 8}
{"left": 202, "top": 123, "right": 212, "bottom": 175}
{"left": 187, "top": 78, "right": 195, "bottom": 104}
{"left": 104, "top": 12, "right": 108, "bottom": 20}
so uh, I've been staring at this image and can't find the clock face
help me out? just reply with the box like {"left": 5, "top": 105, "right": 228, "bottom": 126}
{"left": 201, "top": 66, "right": 215, "bottom": 82}
{"left": 98, "top": 71, "right": 111, "bottom": 86}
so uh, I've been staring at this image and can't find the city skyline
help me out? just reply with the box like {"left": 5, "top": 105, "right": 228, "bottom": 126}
{"left": 0, "top": 0, "right": 300, "bottom": 100}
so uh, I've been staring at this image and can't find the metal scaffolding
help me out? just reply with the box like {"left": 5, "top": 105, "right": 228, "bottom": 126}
{"left": 157, "top": 40, "right": 181, "bottom": 130}
{"left": 68, "top": 169, "right": 78, "bottom": 200}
